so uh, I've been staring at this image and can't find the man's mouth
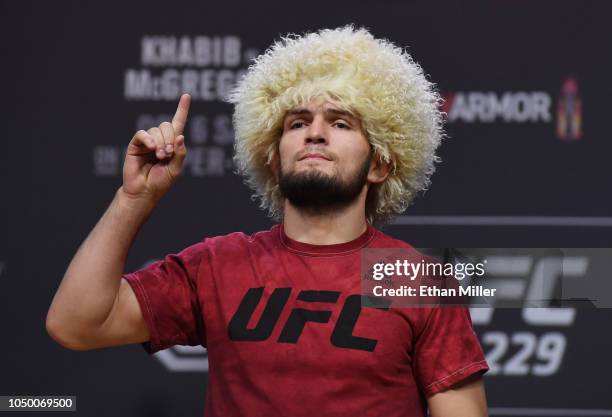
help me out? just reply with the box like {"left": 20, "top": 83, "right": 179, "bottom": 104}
{"left": 299, "top": 153, "right": 331, "bottom": 161}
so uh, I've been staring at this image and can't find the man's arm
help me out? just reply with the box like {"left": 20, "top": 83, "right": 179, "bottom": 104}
{"left": 46, "top": 189, "right": 155, "bottom": 350}
{"left": 427, "top": 374, "right": 488, "bottom": 417}
{"left": 46, "top": 94, "right": 191, "bottom": 351}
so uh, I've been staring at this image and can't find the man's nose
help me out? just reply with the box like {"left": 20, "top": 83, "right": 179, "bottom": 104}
{"left": 304, "top": 117, "right": 328, "bottom": 145}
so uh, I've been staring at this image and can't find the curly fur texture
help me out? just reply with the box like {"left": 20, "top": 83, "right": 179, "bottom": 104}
{"left": 226, "top": 24, "right": 444, "bottom": 225}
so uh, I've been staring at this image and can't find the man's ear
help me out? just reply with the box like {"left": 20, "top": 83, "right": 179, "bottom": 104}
{"left": 269, "top": 151, "right": 280, "bottom": 182}
{"left": 368, "top": 154, "right": 392, "bottom": 184}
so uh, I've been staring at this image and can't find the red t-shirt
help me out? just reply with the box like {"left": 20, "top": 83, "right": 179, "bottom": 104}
{"left": 123, "top": 224, "right": 488, "bottom": 417}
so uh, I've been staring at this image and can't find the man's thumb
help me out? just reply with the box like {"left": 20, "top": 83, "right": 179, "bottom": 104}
{"left": 167, "top": 135, "right": 187, "bottom": 178}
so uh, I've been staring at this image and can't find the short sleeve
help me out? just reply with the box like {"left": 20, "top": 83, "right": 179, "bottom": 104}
{"left": 413, "top": 307, "right": 489, "bottom": 397}
{"left": 123, "top": 240, "right": 207, "bottom": 355}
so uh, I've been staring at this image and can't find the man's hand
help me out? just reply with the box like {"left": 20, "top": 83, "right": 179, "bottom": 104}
{"left": 427, "top": 374, "right": 488, "bottom": 417}
{"left": 122, "top": 93, "right": 191, "bottom": 202}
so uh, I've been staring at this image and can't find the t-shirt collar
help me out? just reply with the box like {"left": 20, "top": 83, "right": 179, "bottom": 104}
{"left": 277, "top": 223, "right": 376, "bottom": 256}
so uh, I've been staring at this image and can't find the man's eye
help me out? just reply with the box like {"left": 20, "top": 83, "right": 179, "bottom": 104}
{"left": 335, "top": 121, "right": 350, "bottom": 129}
{"left": 290, "top": 121, "right": 305, "bottom": 129}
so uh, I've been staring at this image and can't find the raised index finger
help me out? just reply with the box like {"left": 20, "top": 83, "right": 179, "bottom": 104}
{"left": 172, "top": 93, "right": 191, "bottom": 136}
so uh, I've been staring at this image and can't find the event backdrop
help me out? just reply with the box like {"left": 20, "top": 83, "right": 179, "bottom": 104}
{"left": 2, "top": 0, "right": 611, "bottom": 416}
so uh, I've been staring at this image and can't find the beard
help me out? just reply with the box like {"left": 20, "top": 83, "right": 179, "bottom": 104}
{"left": 278, "top": 155, "right": 371, "bottom": 213}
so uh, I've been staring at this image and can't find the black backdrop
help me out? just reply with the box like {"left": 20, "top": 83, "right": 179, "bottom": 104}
{"left": 2, "top": 1, "right": 612, "bottom": 416}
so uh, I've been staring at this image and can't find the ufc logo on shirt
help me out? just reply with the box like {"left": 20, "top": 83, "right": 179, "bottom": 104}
{"left": 228, "top": 288, "right": 391, "bottom": 352}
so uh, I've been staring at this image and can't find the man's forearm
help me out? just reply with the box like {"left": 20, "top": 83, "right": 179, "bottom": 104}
{"left": 46, "top": 187, "right": 155, "bottom": 346}
{"left": 427, "top": 375, "right": 488, "bottom": 417}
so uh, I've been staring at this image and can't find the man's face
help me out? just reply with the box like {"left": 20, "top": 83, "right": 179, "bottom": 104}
{"left": 276, "top": 99, "right": 373, "bottom": 210}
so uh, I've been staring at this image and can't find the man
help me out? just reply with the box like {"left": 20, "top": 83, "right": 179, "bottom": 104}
{"left": 47, "top": 25, "right": 489, "bottom": 416}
